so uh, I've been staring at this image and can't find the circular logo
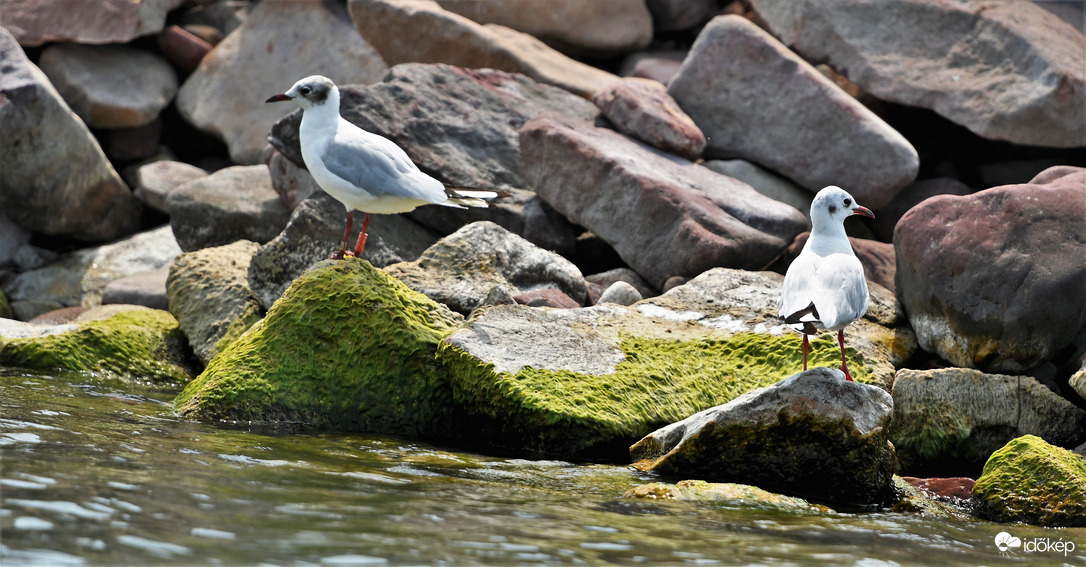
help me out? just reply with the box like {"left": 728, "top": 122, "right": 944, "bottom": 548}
{"left": 995, "top": 532, "right": 1022, "bottom": 552}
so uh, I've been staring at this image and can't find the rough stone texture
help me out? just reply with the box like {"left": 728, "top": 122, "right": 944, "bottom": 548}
{"left": 385, "top": 221, "right": 586, "bottom": 315}
{"left": 101, "top": 268, "right": 170, "bottom": 311}
{"left": 619, "top": 50, "right": 685, "bottom": 84}
{"left": 4, "top": 0, "right": 175, "bottom": 46}
{"left": 593, "top": 78, "right": 706, "bottom": 160}
{"left": 585, "top": 268, "right": 657, "bottom": 300}
{"left": 0, "top": 304, "right": 195, "bottom": 383}
{"left": 38, "top": 43, "right": 178, "bottom": 129}
{"left": 890, "top": 368, "right": 1086, "bottom": 476}
{"left": 644, "top": 0, "right": 718, "bottom": 32}
{"left": 1, "top": 226, "right": 181, "bottom": 321}
{"left": 1072, "top": 363, "right": 1086, "bottom": 403}
{"left": 348, "top": 0, "right": 619, "bottom": 98}
{"left": 167, "top": 240, "right": 264, "bottom": 366}
{"left": 704, "top": 160, "right": 813, "bottom": 222}
{"left": 520, "top": 113, "right": 809, "bottom": 290}
{"left": 264, "top": 146, "right": 322, "bottom": 209}
{"left": 268, "top": 63, "right": 596, "bottom": 255}
{"left": 436, "top": 0, "right": 652, "bottom": 57}
{"left": 629, "top": 368, "right": 897, "bottom": 507}
{"left": 972, "top": 435, "right": 1086, "bottom": 527}
{"left": 668, "top": 15, "right": 919, "bottom": 208}
{"left": 0, "top": 212, "right": 32, "bottom": 269}
{"left": 625, "top": 480, "right": 832, "bottom": 513}
{"left": 597, "top": 281, "right": 642, "bottom": 306}
{"left": 176, "top": 0, "right": 388, "bottom": 164}
{"left": 0, "top": 28, "right": 141, "bottom": 242}
{"left": 871, "top": 177, "right": 973, "bottom": 242}
{"left": 513, "top": 288, "right": 580, "bottom": 310}
{"left": 776, "top": 233, "right": 896, "bottom": 293}
{"left": 127, "top": 160, "right": 208, "bottom": 214}
{"left": 894, "top": 166, "right": 1086, "bottom": 373}
{"left": 167, "top": 165, "right": 293, "bottom": 252}
{"left": 248, "top": 191, "right": 439, "bottom": 311}
{"left": 157, "top": 24, "right": 213, "bottom": 74}
{"left": 174, "top": 259, "right": 465, "bottom": 438}
{"left": 750, "top": 0, "right": 1086, "bottom": 148}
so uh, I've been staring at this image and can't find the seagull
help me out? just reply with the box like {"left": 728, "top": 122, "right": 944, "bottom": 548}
{"left": 266, "top": 75, "right": 505, "bottom": 259}
{"left": 777, "top": 186, "right": 875, "bottom": 381}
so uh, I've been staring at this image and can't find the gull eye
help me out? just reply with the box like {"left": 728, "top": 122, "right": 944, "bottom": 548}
{"left": 843, "top": 198, "right": 852, "bottom": 207}
{"left": 299, "top": 86, "right": 312, "bottom": 95}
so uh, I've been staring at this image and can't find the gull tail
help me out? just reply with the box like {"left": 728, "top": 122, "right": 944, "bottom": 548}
{"left": 784, "top": 302, "right": 821, "bottom": 335}
{"left": 443, "top": 187, "right": 512, "bottom": 208}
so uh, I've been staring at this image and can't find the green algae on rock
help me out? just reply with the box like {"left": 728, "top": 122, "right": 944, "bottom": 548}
{"left": 625, "top": 480, "right": 834, "bottom": 514}
{"left": 0, "top": 305, "right": 195, "bottom": 383}
{"left": 972, "top": 435, "right": 1086, "bottom": 527}
{"left": 174, "top": 259, "right": 464, "bottom": 437}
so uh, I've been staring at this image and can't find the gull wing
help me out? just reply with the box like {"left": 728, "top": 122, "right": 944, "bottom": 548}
{"left": 319, "top": 123, "right": 446, "bottom": 203}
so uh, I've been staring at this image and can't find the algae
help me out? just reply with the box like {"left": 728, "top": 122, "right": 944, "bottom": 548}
{"left": 0, "top": 308, "right": 194, "bottom": 383}
{"left": 972, "top": 434, "right": 1086, "bottom": 527}
{"left": 174, "top": 259, "right": 464, "bottom": 438}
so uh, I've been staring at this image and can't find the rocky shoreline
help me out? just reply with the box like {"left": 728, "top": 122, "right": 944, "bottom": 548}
{"left": 2, "top": 0, "right": 1084, "bottom": 526}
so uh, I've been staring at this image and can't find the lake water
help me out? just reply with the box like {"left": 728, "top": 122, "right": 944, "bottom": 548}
{"left": 2, "top": 367, "right": 1084, "bottom": 566}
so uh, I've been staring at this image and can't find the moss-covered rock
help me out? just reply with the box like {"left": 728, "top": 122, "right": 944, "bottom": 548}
{"left": 0, "top": 305, "right": 195, "bottom": 383}
{"left": 625, "top": 480, "right": 833, "bottom": 513}
{"left": 972, "top": 435, "right": 1086, "bottom": 527}
{"left": 174, "top": 259, "right": 464, "bottom": 437}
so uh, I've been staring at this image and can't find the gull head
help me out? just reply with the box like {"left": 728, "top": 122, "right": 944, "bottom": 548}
{"left": 265, "top": 75, "right": 338, "bottom": 110}
{"left": 810, "top": 185, "right": 874, "bottom": 231}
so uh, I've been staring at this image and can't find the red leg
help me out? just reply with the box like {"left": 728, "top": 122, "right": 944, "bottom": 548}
{"left": 838, "top": 329, "right": 853, "bottom": 381}
{"left": 330, "top": 211, "right": 354, "bottom": 260}
{"left": 802, "top": 334, "right": 809, "bottom": 371}
{"left": 352, "top": 213, "right": 370, "bottom": 257}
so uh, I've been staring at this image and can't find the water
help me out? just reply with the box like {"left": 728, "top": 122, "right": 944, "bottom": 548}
{"left": 2, "top": 368, "right": 1084, "bottom": 566}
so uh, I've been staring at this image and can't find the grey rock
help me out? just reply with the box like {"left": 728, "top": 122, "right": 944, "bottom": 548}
{"left": 597, "top": 281, "right": 642, "bottom": 306}
{"left": 704, "top": 160, "right": 813, "bottom": 222}
{"left": 593, "top": 78, "right": 706, "bottom": 160}
{"left": 585, "top": 268, "right": 657, "bottom": 299}
{"left": 630, "top": 367, "right": 897, "bottom": 507}
{"left": 167, "top": 165, "right": 293, "bottom": 252}
{"left": 0, "top": 212, "right": 32, "bottom": 269}
{"left": 101, "top": 268, "right": 171, "bottom": 311}
{"left": 176, "top": 0, "right": 388, "bottom": 164}
{"left": 644, "top": 0, "right": 718, "bottom": 32}
{"left": 750, "top": 0, "right": 1086, "bottom": 148}
{"left": 668, "top": 15, "right": 919, "bottom": 208}
{"left": 38, "top": 43, "right": 177, "bottom": 129}
{"left": 128, "top": 160, "right": 208, "bottom": 214}
{"left": 385, "top": 221, "right": 586, "bottom": 315}
{"left": 889, "top": 368, "right": 1086, "bottom": 475}
{"left": 0, "top": 28, "right": 141, "bottom": 241}
{"left": 264, "top": 146, "right": 322, "bottom": 210}
{"left": 5, "top": 0, "right": 174, "bottom": 46}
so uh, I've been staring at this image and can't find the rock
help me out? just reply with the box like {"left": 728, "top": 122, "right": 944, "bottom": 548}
{"left": 750, "top": 0, "right": 1086, "bottom": 148}
{"left": 176, "top": 0, "right": 388, "bottom": 164}
{"left": 871, "top": 178, "right": 973, "bottom": 242}
{"left": 618, "top": 50, "right": 685, "bottom": 84}
{"left": 268, "top": 63, "right": 596, "bottom": 253}
{"left": 0, "top": 28, "right": 141, "bottom": 241}
{"left": 894, "top": 166, "right": 1086, "bottom": 372}
{"left": 703, "top": 160, "right": 813, "bottom": 222}
{"left": 179, "top": 0, "right": 249, "bottom": 37}
{"left": 630, "top": 368, "right": 897, "bottom": 507}
{"left": 128, "top": 160, "right": 208, "bottom": 214}
{"left": 1072, "top": 362, "right": 1086, "bottom": 402}
{"left": 644, "top": 0, "right": 718, "bottom": 32}
{"left": 247, "top": 191, "right": 438, "bottom": 311}
{"left": 661, "top": 276, "right": 687, "bottom": 292}
{"left": 0, "top": 212, "right": 32, "bottom": 269}
{"left": 156, "top": 24, "right": 213, "bottom": 74}
{"left": 519, "top": 113, "right": 809, "bottom": 289}
{"left": 348, "top": 0, "right": 619, "bottom": 98}
{"left": 593, "top": 78, "right": 706, "bottom": 160}
{"left": 667, "top": 15, "right": 919, "bottom": 208}
{"left": 4, "top": 0, "right": 174, "bottom": 46}
{"left": 585, "top": 268, "right": 656, "bottom": 299}
{"left": 102, "top": 120, "right": 162, "bottom": 161}
{"left": 174, "top": 259, "right": 464, "bottom": 437}
{"left": 889, "top": 476, "right": 971, "bottom": 519}
{"left": 625, "top": 480, "right": 833, "bottom": 513}
{"left": 167, "top": 240, "right": 264, "bottom": 366}
{"left": 385, "top": 221, "right": 586, "bottom": 315}
{"left": 514, "top": 288, "right": 581, "bottom": 309}
{"left": 0, "top": 304, "right": 195, "bottom": 383}
{"left": 597, "top": 281, "right": 642, "bottom": 306}
{"left": 901, "top": 476, "right": 975, "bottom": 503}
{"left": 435, "top": 0, "right": 652, "bottom": 57}
{"left": 101, "top": 268, "right": 170, "bottom": 311}
{"left": 37, "top": 43, "right": 177, "bottom": 129}
{"left": 889, "top": 368, "right": 1086, "bottom": 475}
{"left": 264, "top": 146, "right": 322, "bottom": 209}
{"left": 1, "top": 226, "right": 181, "bottom": 321}
{"left": 167, "top": 165, "right": 293, "bottom": 252}
{"left": 775, "top": 233, "right": 896, "bottom": 293}
{"left": 972, "top": 435, "right": 1086, "bottom": 527}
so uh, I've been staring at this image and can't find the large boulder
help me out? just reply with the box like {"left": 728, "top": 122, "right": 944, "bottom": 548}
{"left": 520, "top": 113, "right": 809, "bottom": 290}
{"left": 894, "top": 166, "right": 1086, "bottom": 373}
{"left": 749, "top": 0, "right": 1086, "bottom": 148}
{"left": 972, "top": 435, "right": 1086, "bottom": 527}
{"left": 176, "top": 0, "right": 388, "bottom": 164}
{"left": 890, "top": 368, "right": 1086, "bottom": 476}
{"left": 667, "top": 15, "right": 919, "bottom": 208}
{"left": 629, "top": 368, "right": 897, "bottom": 508}
{"left": 0, "top": 305, "right": 195, "bottom": 383}
{"left": 4, "top": 0, "right": 174, "bottom": 46}
{"left": 385, "top": 221, "right": 586, "bottom": 315}
{"left": 127, "top": 160, "right": 208, "bottom": 214}
{"left": 592, "top": 78, "right": 706, "bottom": 161}
{"left": 0, "top": 28, "right": 141, "bottom": 241}
{"left": 347, "top": 0, "right": 619, "bottom": 97}
{"left": 174, "top": 259, "right": 464, "bottom": 437}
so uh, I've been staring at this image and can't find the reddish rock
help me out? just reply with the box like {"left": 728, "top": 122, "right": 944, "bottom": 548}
{"left": 902, "top": 476, "right": 975, "bottom": 501}
{"left": 514, "top": 288, "right": 581, "bottom": 309}
{"left": 593, "top": 78, "right": 706, "bottom": 161}
{"left": 4, "top": 0, "right": 174, "bottom": 46}
{"left": 157, "top": 25, "right": 213, "bottom": 73}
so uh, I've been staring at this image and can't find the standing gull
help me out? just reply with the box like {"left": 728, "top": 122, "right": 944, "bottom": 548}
{"left": 778, "top": 186, "right": 875, "bottom": 381}
{"left": 266, "top": 75, "right": 504, "bottom": 259}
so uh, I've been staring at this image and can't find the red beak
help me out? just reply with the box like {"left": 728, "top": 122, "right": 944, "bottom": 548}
{"left": 852, "top": 205, "right": 875, "bottom": 219}
{"left": 265, "top": 93, "right": 291, "bottom": 103}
